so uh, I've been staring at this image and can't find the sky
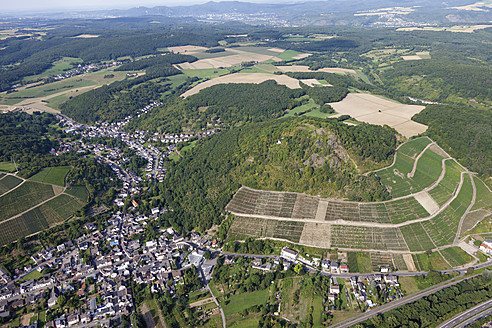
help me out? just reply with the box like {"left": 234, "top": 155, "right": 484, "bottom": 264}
{"left": 4, "top": 0, "right": 296, "bottom": 13}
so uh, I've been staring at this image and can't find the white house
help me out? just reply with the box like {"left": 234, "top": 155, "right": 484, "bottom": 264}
{"left": 479, "top": 240, "right": 492, "bottom": 255}
{"left": 281, "top": 247, "right": 298, "bottom": 261}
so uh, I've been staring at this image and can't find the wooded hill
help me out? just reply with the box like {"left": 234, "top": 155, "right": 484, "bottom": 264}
{"left": 136, "top": 117, "right": 396, "bottom": 232}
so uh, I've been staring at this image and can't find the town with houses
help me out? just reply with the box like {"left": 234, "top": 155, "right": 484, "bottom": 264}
{"left": 0, "top": 202, "right": 410, "bottom": 328}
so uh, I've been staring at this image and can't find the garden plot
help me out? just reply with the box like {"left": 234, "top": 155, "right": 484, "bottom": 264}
{"left": 392, "top": 254, "right": 408, "bottom": 271}
{"left": 181, "top": 73, "right": 300, "bottom": 97}
{"left": 329, "top": 93, "right": 426, "bottom": 137}
{"left": 370, "top": 253, "right": 393, "bottom": 271}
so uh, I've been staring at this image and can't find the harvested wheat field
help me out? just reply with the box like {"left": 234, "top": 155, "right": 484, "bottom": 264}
{"left": 181, "top": 73, "right": 301, "bottom": 98}
{"left": 330, "top": 93, "right": 427, "bottom": 137}
{"left": 168, "top": 45, "right": 209, "bottom": 53}
{"left": 300, "top": 79, "right": 330, "bottom": 87}
{"left": 276, "top": 65, "right": 357, "bottom": 75}
{"left": 178, "top": 48, "right": 282, "bottom": 69}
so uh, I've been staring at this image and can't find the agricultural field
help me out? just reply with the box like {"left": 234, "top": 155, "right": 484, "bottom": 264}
{"left": 472, "top": 176, "right": 492, "bottom": 211}
{"left": 330, "top": 225, "right": 408, "bottom": 251}
{"left": 29, "top": 166, "right": 71, "bottom": 186}
{"left": 0, "top": 192, "right": 85, "bottom": 246}
{"left": 227, "top": 186, "right": 430, "bottom": 224}
{"left": 422, "top": 174, "right": 473, "bottom": 247}
{"left": 176, "top": 47, "right": 286, "bottom": 70}
{"left": 400, "top": 222, "right": 435, "bottom": 252}
{"left": 0, "top": 175, "right": 23, "bottom": 194}
{"left": 276, "top": 65, "right": 357, "bottom": 75}
{"left": 65, "top": 185, "right": 89, "bottom": 202}
{"left": 228, "top": 216, "right": 304, "bottom": 243}
{"left": 39, "top": 194, "right": 84, "bottom": 225}
{"left": 329, "top": 93, "right": 427, "bottom": 138}
{"left": 0, "top": 207, "right": 49, "bottom": 245}
{"left": 428, "top": 160, "right": 464, "bottom": 206}
{"left": 181, "top": 72, "right": 300, "bottom": 97}
{"left": 0, "top": 162, "right": 17, "bottom": 172}
{"left": 440, "top": 247, "right": 474, "bottom": 267}
{"left": 0, "top": 181, "right": 54, "bottom": 222}
{"left": 375, "top": 138, "right": 446, "bottom": 198}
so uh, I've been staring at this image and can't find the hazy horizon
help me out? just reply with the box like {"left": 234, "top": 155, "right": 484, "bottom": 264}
{"left": 3, "top": 0, "right": 309, "bottom": 14}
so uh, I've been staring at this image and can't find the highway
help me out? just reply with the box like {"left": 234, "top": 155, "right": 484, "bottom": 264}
{"left": 438, "top": 299, "right": 492, "bottom": 328}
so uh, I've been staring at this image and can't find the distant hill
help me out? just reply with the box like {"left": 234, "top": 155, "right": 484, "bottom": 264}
{"left": 15, "top": 0, "right": 492, "bottom": 26}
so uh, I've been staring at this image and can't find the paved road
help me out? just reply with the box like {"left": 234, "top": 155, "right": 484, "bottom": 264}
{"left": 330, "top": 273, "right": 480, "bottom": 328}
{"left": 438, "top": 299, "right": 492, "bottom": 328}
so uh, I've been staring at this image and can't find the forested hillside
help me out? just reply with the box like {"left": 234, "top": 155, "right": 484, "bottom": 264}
{"left": 129, "top": 81, "right": 305, "bottom": 131}
{"left": 413, "top": 105, "right": 492, "bottom": 177}
{"left": 138, "top": 117, "right": 396, "bottom": 232}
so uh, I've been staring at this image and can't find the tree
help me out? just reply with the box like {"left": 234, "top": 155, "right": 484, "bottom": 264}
{"left": 204, "top": 250, "right": 211, "bottom": 260}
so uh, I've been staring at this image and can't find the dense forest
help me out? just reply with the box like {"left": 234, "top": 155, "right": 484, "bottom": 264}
{"left": 0, "top": 111, "right": 57, "bottom": 162}
{"left": 135, "top": 117, "right": 395, "bottom": 232}
{"left": 413, "top": 104, "right": 492, "bottom": 177}
{"left": 114, "top": 53, "right": 197, "bottom": 71}
{"left": 129, "top": 80, "right": 305, "bottom": 132}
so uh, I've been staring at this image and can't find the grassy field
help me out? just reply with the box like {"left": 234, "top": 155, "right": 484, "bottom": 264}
{"left": 65, "top": 185, "right": 89, "bottom": 202}
{"left": 472, "top": 176, "right": 492, "bottom": 211}
{"left": 222, "top": 289, "right": 269, "bottom": 316}
{"left": 398, "top": 276, "right": 421, "bottom": 295}
{"left": 0, "top": 162, "right": 17, "bottom": 172}
{"left": 283, "top": 98, "right": 319, "bottom": 117}
{"left": 29, "top": 166, "right": 70, "bottom": 186}
{"left": 24, "top": 57, "right": 83, "bottom": 81}
{"left": 412, "top": 253, "right": 430, "bottom": 271}
{"left": 0, "top": 181, "right": 54, "bottom": 222}
{"left": 181, "top": 68, "right": 230, "bottom": 79}
{"left": 428, "top": 160, "right": 463, "bottom": 206}
{"left": 19, "top": 270, "right": 43, "bottom": 282}
{"left": 0, "top": 175, "right": 23, "bottom": 194}
{"left": 440, "top": 247, "right": 473, "bottom": 267}
{"left": 348, "top": 252, "right": 372, "bottom": 273}
{"left": 375, "top": 137, "right": 433, "bottom": 197}
{"left": 429, "top": 251, "right": 451, "bottom": 270}
{"left": 277, "top": 50, "right": 304, "bottom": 61}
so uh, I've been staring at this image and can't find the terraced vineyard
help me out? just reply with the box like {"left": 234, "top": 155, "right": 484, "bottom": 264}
{"left": 228, "top": 187, "right": 431, "bottom": 224}
{"left": 226, "top": 138, "right": 488, "bottom": 264}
